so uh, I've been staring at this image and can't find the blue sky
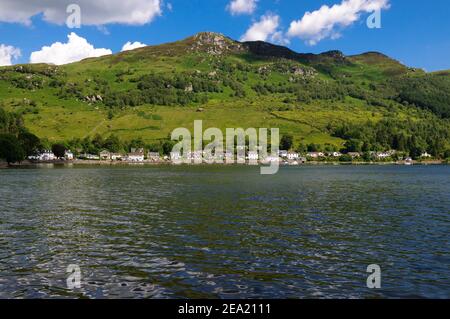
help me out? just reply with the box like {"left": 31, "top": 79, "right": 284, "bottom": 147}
{"left": 0, "top": 0, "right": 449, "bottom": 71}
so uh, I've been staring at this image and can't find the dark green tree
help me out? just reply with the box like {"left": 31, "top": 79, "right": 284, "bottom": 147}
{"left": 128, "top": 137, "right": 145, "bottom": 151}
{"left": 444, "top": 149, "right": 450, "bottom": 159}
{"left": 339, "top": 154, "right": 353, "bottom": 162}
{"left": 280, "top": 134, "right": 294, "bottom": 150}
{"left": 307, "top": 143, "right": 321, "bottom": 152}
{"left": 296, "top": 143, "right": 308, "bottom": 154}
{"left": 52, "top": 144, "right": 66, "bottom": 158}
{"left": 162, "top": 140, "right": 176, "bottom": 155}
{"left": 0, "top": 134, "right": 25, "bottom": 164}
{"left": 344, "top": 139, "right": 363, "bottom": 152}
{"left": 91, "top": 134, "right": 104, "bottom": 152}
{"left": 103, "top": 134, "right": 122, "bottom": 153}
{"left": 18, "top": 131, "right": 41, "bottom": 156}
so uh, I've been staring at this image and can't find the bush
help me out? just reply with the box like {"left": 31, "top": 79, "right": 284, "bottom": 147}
{"left": 339, "top": 154, "right": 353, "bottom": 162}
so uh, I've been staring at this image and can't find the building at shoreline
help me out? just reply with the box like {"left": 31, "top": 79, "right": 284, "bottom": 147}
{"left": 148, "top": 152, "right": 161, "bottom": 162}
{"left": 28, "top": 150, "right": 56, "bottom": 161}
{"left": 99, "top": 151, "right": 111, "bottom": 160}
{"left": 65, "top": 150, "right": 74, "bottom": 160}
{"left": 127, "top": 152, "right": 145, "bottom": 162}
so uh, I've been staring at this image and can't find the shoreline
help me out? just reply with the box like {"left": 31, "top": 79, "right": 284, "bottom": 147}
{"left": 1, "top": 159, "right": 447, "bottom": 169}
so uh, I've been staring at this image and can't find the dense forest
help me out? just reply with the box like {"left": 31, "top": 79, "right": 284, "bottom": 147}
{"left": 331, "top": 118, "right": 450, "bottom": 159}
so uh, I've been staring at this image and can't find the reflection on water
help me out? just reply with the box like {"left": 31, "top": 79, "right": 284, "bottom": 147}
{"left": 0, "top": 165, "right": 449, "bottom": 298}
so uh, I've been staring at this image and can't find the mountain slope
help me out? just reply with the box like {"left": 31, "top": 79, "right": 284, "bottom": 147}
{"left": 0, "top": 32, "right": 449, "bottom": 156}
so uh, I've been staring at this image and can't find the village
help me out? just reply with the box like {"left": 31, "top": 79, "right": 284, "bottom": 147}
{"left": 26, "top": 148, "right": 434, "bottom": 165}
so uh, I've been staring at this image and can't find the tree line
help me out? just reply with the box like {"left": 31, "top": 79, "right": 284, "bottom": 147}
{"left": 0, "top": 107, "right": 41, "bottom": 163}
{"left": 331, "top": 117, "right": 450, "bottom": 159}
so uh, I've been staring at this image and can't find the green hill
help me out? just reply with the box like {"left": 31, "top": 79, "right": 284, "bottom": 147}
{"left": 1, "top": 32, "right": 449, "bottom": 157}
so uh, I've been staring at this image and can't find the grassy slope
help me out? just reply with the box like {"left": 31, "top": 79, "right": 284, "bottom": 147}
{"left": 0, "top": 33, "right": 448, "bottom": 149}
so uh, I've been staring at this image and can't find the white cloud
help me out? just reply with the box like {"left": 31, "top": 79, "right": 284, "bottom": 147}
{"left": 240, "top": 14, "right": 281, "bottom": 42}
{"left": 270, "top": 31, "right": 290, "bottom": 46}
{"left": 227, "top": 0, "right": 258, "bottom": 15}
{"left": 0, "top": 0, "right": 162, "bottom": 26}
{"left": 30, "top": 33, "right": 112, "bottom": 65}
{"left": 287, "top": 0, "right": 390, "bottom": 45}
{"left": 0, "top": 45, "right": 21, "bottom": 66}
{"left": 121, "top": 41, "right": 147, "bottom": 52}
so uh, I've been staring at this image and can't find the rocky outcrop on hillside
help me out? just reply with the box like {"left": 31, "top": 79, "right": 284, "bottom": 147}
{"left": 190, "top": 32, "right": 245, "bottom": 55}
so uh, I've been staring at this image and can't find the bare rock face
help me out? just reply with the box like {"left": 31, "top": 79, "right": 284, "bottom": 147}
{"left": 85, "top": 94, "right": 103, "bottom": 103}
{"left": 319, "top": 50, "right": 348, "bottom": 64}
{"left": 257, "top": 62, "right": 317, "bottom": 80}
{"left": 258, "top": 66, "right": 270, "bottom": 75}
{"left": 190, "top": 32, "right": 244, "bottom": 55}
{"left": 291, "top": 66, "right": 316, "bottom": 77}
{"left": 321, "top": 50, "right": 345, "bottom": 59}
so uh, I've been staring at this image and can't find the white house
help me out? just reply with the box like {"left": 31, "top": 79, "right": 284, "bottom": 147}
{"left": 375, "top": 150, "right": 397, "bottom": 159}
{"left": 248, "top": 151, "right": 259, "bottom": 161}
{"left": 99, "top": 150, "right": 111, "bottom": 160}
{"left": 329, "top": 152, "right": 342, "bottom": 158}
{"left": 421, "top": 152, "right": 432, "bottom": 158}
{"left": 65, "top": 150, "right": 74, "bottom": 160}
{"left": 278, "top": 150, "right": 288, "bottom": 158}
{"left": 376, "top": 152, "right": 391, "bottom": 159}
{"left": 38, "top": 150, "right": 56, "bottom": 161}
{"left": 171, "top": 152, "right": 181, "bottom": 162}
{"left": 287, "top": 152, "right": 299, "bottom": 160}
{"left": 28, "top": 151, "right": 53, "bottom": 161}
{"left": 148, "top": 152, "right": 160, "bottom": 162}
{"left": 111, "top": 153, "right": 123, "bottom": 161}
{"left": 127, "top": 152, "right": 144, "bottom": 162}
{"left": 307, "top": 152, "right": 325, "bottom": 158}
{"left": 81, "top": 153, "right": 100, "bottom": 160}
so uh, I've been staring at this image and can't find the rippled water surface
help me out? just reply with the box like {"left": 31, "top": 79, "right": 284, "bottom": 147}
{"left": 0, "top": 165, "right": 449, "bottom": 298}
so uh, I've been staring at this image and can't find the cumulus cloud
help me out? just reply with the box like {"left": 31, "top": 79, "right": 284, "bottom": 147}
{"left": 0, "top": 0, "right": 162, "bottom": 26}
{"left": 287, "top": 0, "right": 390, "bottom": 45}
{"left": 270, "top": 31, "right": 290, "bottom": 46}
{"left": 0, "top": 45, "right": 21, "bottom": 66}
{"left": 30, "top": 33, "right": 112, "bottom": 65}
{"left": 227, "top": 0, "right": 258, "bottom": 15}
{"left": 121, "top": 41, "right": 147, "bottom": 52}
{"left": 240, "top": 14, "right": 281, "bottom": 42}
